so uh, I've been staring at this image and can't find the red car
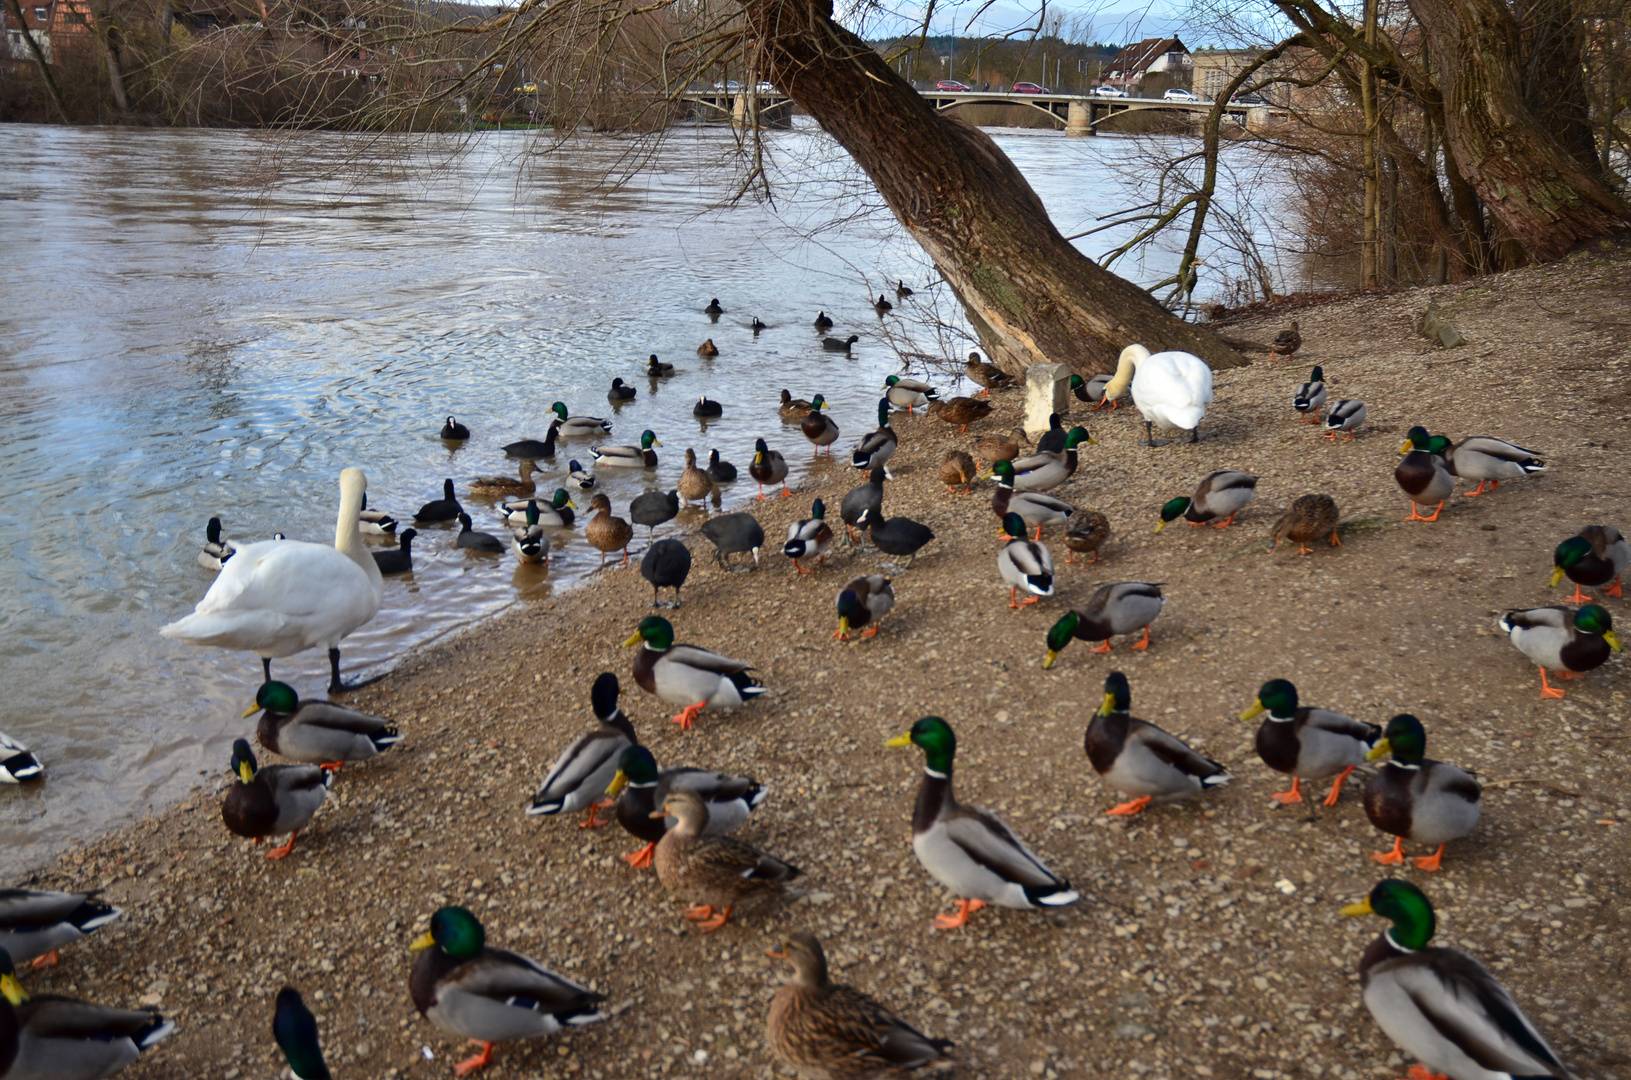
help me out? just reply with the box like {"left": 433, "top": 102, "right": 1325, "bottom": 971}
{"left": 935, "top": 80, "right": 971, "bottom": 92}
{"left": 1012, "top": 82, "right": 1050, "bottom": 94}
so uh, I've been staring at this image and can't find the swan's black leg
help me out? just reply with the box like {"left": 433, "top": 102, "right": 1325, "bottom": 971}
{"left": 262, "top": 657, "right": 273, "bottom": 682}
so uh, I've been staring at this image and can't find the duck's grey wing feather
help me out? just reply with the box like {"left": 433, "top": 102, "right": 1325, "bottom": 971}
{"left": 1128, "top": 719, "right": 1224, "bottom": 778}
{"left": 942, "top": 807, "right": 1064, "bottom": 888}
{"left": 664, "top": 644, "right": 751, "bottom": 675}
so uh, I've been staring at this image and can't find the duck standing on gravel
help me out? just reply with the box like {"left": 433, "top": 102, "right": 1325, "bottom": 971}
{"left": 939, "top": 448, "right": 977, "bottom": 495}
{"left": 623, "top": 616, "right": 764, "bottom": 730}
{"left": 926, "top": 395, "right": 994, "bottom": 434}
{"left": 1444, "top": 435, "right": 1545, "bottom": 496}
{"left": 1239, "top": 679, "right": 1378, "bottom": 806}
{"left": 677, "top": 449, "right": 715, "bottom": 509}
{"left": 1322, "top": 398, "right": 1366, "bottom": 439}
{"left": 1548, "top": 525, "right": 1628, "bottom": 602}
{"left": 834, "top": 574, "right": 894, "bottom": 640}
{"left": 1084, "top": 672, "right": 1230, "bottom": 816}
{"left": 604, "top": 745, "right": 766, "bottom": 868}
{"left": 526, "top": 672, "right": 636, "bottom": 829}
{"left": 840, "top": 467, "right": 886, "bottom": 546}
{"left": 1040, "top": 583, "right": 1166, "bottom": 666}
{"left": 799, "top": 395, "right": 840, "bottom": 455}
{"left": 749, "top": 438, "right": 791, "bottom": 499}
{"left": 1268, "top": 320, "right": 1301, "bottom": 362}
{"left": 249, "top": 680, "right": 401, "bottom": 773}
{"left": 586, "top": 493, "right": 634, "bottom": 566}
{"left": 851, "top": 399, "right": 897, "bottom": 476}
{"left": 882, "top": 375, "right": 938, "bottom": 413}
{"left": 1362, "top": 714, "right": 1481, "bottom": 872}
{"left": 0, "top": 889, "right": 121, "bottom": 969}
{"left": 0, "top": 946, "right": 176, "bottom": 1078}
{"left": 1154, "top": 470, "right": 1258, "bottom": 532}
{"left": 653, "top": 789, "right": 801, "bottom": 933}
{"left": 782, "top": 498, "right": 833, "bottom": 574}
{"left": 1395, "top": 427, "right": 1454, "bottom": 521}
{"left": 964, "top": 351, "right": 1012, "bottom": 396}
{"left": 997, "top": 512, "right": 1054, "bottom": 608}
{"left": 1499, "top": 602, "right": 1621, "bottom": 698}
{"left": 1071, "top": 372, "right": 1121, "bottom": 410}
{"left": 221, "top": 738, "right": 332, "bottom": 860}
{"left": 1270, "top": 494, "right": 1341, "bottom": 555}
{"left": 1292, "top": 365, "right": 1326, "bottom": 423}
{"left": 1063, "top": 510, "right": 1111, "bottom": 564}
{"left": 886, "top": 716, "right": 1078, "bottom": 929}
{"left": 1100, "top": 343, "right": 1213, "bottom": 446}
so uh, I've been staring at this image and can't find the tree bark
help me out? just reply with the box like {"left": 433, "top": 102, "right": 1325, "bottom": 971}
{"left": 738, "top": 0, "right": 1246, "bottom": 377}
{"left": 1406, "top": 0, "right": 1631, "bottom": 261}
{"left": 2, "top": 0, "right": 69, "bottom": 120}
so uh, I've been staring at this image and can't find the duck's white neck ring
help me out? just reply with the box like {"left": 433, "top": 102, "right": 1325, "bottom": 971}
{"left": 1384, "top": 930, "right": 1416, "bottom": 955}
{"left": 923, "top": 767, "right": 948, "bottom": 780}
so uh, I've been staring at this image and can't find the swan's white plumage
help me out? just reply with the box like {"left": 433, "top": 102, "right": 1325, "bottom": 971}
{"left": 1104, "top": 344, "right": 1214, "bottom": 434}
{"left": 161, "top": 468, "right": 384, "bottom": 662}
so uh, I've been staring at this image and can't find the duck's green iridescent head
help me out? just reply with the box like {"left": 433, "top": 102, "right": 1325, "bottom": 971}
{"left": 1550, "top": 536, "right": 1593, "bottom": 586}
{"left": 1427, "top": 434, "right": 1451, "bottom": 455}
{"left": 1308, "top": 365, "right": 1324, "bottom": 383}
{"left": 809, "top": 394, "right": 827, "bottom": 411}
{"left": 1001, "top": 512, "right": 1029, "bottom": 540}
{"left": 1070, "top": 374, "right": 1085, "bottom": 391}
{"left": 1241, "top": 678, "right": 1298, "bottom": 721}
{"left": 1155, "top": 496, "right": 1192, "bottom": 533}
{"left": 884, "top": 375, "right": 904, "bottom": 388}
{"left": 230, "top": 738, "right": 258, "bottom": 784}
{"left": 1340, "top": 878, "right": 1436, "bottom": 951}
{"left": 1097, "top": 671, "right": 1131, "bottom": 716}
{"left": 412, "top": 906, "right": 485, "bottom": 960}
{"left": 622, "top": 616, "right": 673, "bottom": 651}
{"left": 810, "top": 498, "right": 826, "bottom": 520}
{"left": 1065, "top": 426, "right": 1095, "bottom": 450}
{"left": 550, "top": 488, "right": 575, "bottom": 511}
{"left": 885, "top": 716, "right": 957, "bottom": 773}
{"left": 607, "top": 744, "right": 659, "bottom": 797}
{"left": 639, "top": 430, "right": 661, "bottom": 449}
{"left": 550, "top": 401, "right": 570, "bottom": 420}
{"left": 754, "top": 437, "right": 769, "bottom": 463}
{"left": 249, "top": 680, "right": 299, "bottom": 717}
{"left": 1401, "top": 425, "right": 1431, "bottom": 453}
{"left": 1043, "top": 611, "right": 1081, "bottom": 669}
{"left": 273, "top": 987, "right": 330, "bottom": 1080}
{"left": 836, "top": 588, "right": 864, "bottom": 624}
{"left": 990, "top": 459, "right": 1017, "bottom": 489}
{"left": 1575, "top": 604, "right": 1621, "bottom": 650}
{"left": 1368, "top": 713, "right": 1426, "bottom": 764}
{"left": 877, "top": 398, "right": 892, "bottom": 426}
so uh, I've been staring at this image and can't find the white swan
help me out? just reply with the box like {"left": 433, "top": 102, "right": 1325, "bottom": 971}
{"left": 161, "top": 467, "right": 385, "bottom": 693}
{"left": 1100, "top": 343, "right": 1214, "bottom": 445}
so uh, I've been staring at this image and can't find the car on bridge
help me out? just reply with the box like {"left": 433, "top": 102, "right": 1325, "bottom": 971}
{"left": 712, "top": 80, "right": 743, "bottom": 92}
{"left": 1163, "top": 88, "right": 1199, "bottom": 102}
{"left": 756, "top": 81, "right": 776, "bottom": 93}
{"left": 1092, "top": 85, "right": 1127, "bottom": 97}
{"left": 935, "top": 80, "right": 972, "bottom": 92}
{"left": 1011, "top": 82, "right": 1050, "bottom": 94}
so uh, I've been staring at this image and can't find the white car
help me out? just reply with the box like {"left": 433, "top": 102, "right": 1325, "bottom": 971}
{"left": 1162, "top": 88, "right": 1199, "bottom": 102}
{"left": 1092, "top": 85, "right": 1127, "bottom": 98}
{"left": 756, "top": 81, "right": 776, "bottom": 94}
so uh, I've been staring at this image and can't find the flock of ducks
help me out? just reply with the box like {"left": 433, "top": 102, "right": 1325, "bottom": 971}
{"left": 2, "top": 299, "right": 1616, "bottom": 1080}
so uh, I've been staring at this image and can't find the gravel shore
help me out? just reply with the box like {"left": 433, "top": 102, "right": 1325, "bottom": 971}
{"left": 14, "top": 243, "right": 1631, "bottom": 1080}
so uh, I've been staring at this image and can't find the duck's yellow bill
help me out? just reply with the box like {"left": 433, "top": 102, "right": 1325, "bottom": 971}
{"left": 0, "top": 972, "right": 25, "bottom": 1005}
{"left": 1042, "top": 649, "right": 1060, "bottom": 670}
{"left": 409, "top": 930, "right": 436, "bottom": 953}
{"left": 622, "top": 631, "right": 644, "bottom": 648}
{"left": 1239, "top": 700, "right": 1266, "bottom": 722}
{"left": 236, "top": 761, "right": 255, "bottom": 784}
{"left": 651, "top": 437, "right": 663, "bottom": 448}
{"left": 241, "top": 703, "right": 260, "bottom": 718}
{"left": 1086, "top": 433, "right": 1098, "bottom": 445}
{"left": 1548, "top": 566, "right": 1566, "bottom": 587}
{"left": 1096, "top": 691, "right": 1116, "bottom": 717}
{"left": 567, "top": 498, "right": 578, "bottom": 509}
{"left": 1339, "top": 898, "right": 1374, "bottom": 918}
{"left": 1398, "top": 440, "right": 1413, "bottom": 454}
{"left": 1366, "top": 739, "right": 1391, "bottom": 762}
{"left": 884, "top": 733, "right": 913, "bottom": 749}
{"left": 1153, "top": 519, "right": 1168, "bottom": 534}
{"left": 837, "top": 617, "right": 850, "bottom": 638}
{"left": 605, "top": 770, "right": 628, "bottom": 798}
{"left": 1605, "top": 630, "right": 1623, "bottom": 652}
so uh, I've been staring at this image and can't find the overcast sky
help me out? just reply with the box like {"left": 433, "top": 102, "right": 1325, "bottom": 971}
{"left": 847, "top": 0, "right": 1279, "bottom": 47}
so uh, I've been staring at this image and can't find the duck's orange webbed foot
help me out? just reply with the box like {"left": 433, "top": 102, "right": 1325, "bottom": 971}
{"left": 682, "top": 904, "right": 716, "bottom": 922}
{"left": 266, "top": 830, "right": 300, "bottom": 860}
{"left": 861, "top": 625, "right": 880, "bottom": 638}
{"left": 1270, "top": 779, "right": 1304, "bottom": 805}
{"left": 28, "top": 949, "right": 60, "bottom": 970}
{"left": 1322, "top": 766, "right": 1354, "bottom": 807}
{"left": 453, "top": 1040, "right": 496, "bottom": 1076}
{"left": 1538, "top": 668, "right": 1566, "bottom": 699}
{"left": 1412, "top": 844, "right": 1447, "bottom": 872}
{"left": 1371, "top": 836, "right": 1406, "bottom": 865}
{"left": 672, "top": 703, "right": 707, "bottom": 729}
{"left": 1211, "top": 512, "right": 1238, "bottom": 528}
{"left": 622, "top": 842, "right": 657, "bottom": 868}
{"left": 1106, "top": 795, "right": 1152, "bottom": 817}
{"left": 319, "top": 761, "right": 345, "bottom": 773}
{"left": 1130, "top": 627, "right": 1151, "bottom": 651}
{"left": 578, "top": 799, "right": 614, "bottom": 829}
{"left": 1090, "top": 640, "right": 1113, "bottom": 654}
{"left": 695, "top": 904, "right": 734, "bottom": 932}
{"left": 1563, "top": 585, "right": 1593, "bottom": 603}
{"left": 1405, "top": 1065, "right": 1449, "bottom": 1080}
{"left": 932, "top": 899, "right": 986, "bottom": 930}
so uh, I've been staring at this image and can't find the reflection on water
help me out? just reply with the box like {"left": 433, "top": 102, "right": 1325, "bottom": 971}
{"left": 0, "top": 121, "right": 1282, "bottom": 875}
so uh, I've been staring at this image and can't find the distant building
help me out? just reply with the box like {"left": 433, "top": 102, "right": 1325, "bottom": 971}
{"left": 2, "top": 0, "right": 92, "bottom": 65}
{"left": 1103, "top": 36, "right": 1190, "bottom": 89}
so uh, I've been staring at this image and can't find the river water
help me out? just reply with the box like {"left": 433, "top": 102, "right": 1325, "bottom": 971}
{"left": 0, "top": 120, "right": 1287, "bottom": 875}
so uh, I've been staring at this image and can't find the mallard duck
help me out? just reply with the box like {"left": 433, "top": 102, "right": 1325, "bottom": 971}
{"left": 1445, "top": 436, "right": 1545, "bottom": 495}
{"left": 835, "top": 575, "right": 893, "bottom": 641}
{"left": 249, "top": 680, "right": 400, "bottom": 771}
{"left": 409, "top": 906, "right": 605, "bottom": 1076}
{"left": 1396, "top": 427, "right": 1455, "bottom": 520}
{"left": 855, "top": 509, "right": 934, "bottom": 569}
{"left": 997, "top": 513, "right": 1054, "bottom": 608}
{"left": 706, "top": 448, "right": 737, "bottom": 483}
{"left": 440, "top": 416, "right": 470, "bottom": 440}
{"left": 591, "top": 429, "right": 660, "bottom": 468}
{"left": 779, "top": 389, "right": 815, "bottom": 421}
{"left": 882, "top": 375, "right": 938, "bottom": 413}
{"left": 1363, "top": 714, "right": 1481, "bottom": 871}
{"left": 357, "top": 492, "right": 398, "bottom": 535}
{"left": 1155, "top": 470, "right": 1258, "bottom": 532}
{"left": 567, "top": 459, "right": 595, "bottom": 490}
{"left": 927, "top": 395, "right": 993, "bottom": 434}
{"left": 766, "top": 931, "right": 954, "bottom": 1079}
{"left": 873, "top": 293, "right": 893, "bottom": 313}
{"left": 415, "top": 478, "right": 463, "bottom": 523}
{"left": 607, "top": 377, "right": 636, "bottom": 402}
{"left": 1342, "top": 879, "right": 1571, "bottom": 1080}
{"left": 1549, "top": 526, "right": 1628, "bottom": 602}
{"left": 468, "top": 460, "right": 538, "bottom": 497}
{"left": 973, "top": 430, "right": 1023, "bottom": 471}
{"left": 1322, "top": 399, "right": 1366, "bottom": 439}
{"left": 783, "top": 498, "right": 833, "bottom": 574}
{"left": 549, "top": 401, "right": 612, "bottom": 436}
{"left": 750, "top": 437, "right": 791, "bottom": 499}
{"left": 895, "top": 280, "right": 914, "bottom": 298}
{"left": 1005, "top": 427, "right": 1092, "bottom": 492}
{"left": 647, "top": 353, "right": 674, "bottom": 377}
{"left": 1035, "top": 413, "right": 1068, "bottom": 454}
{"left": 162, "top": 469, "right": 384, "bottom": 694}
{"left": 0, "top": 947, "right": 175, "bottom": 1079}
{"left": 456, "top": 512, "right": 505, "bottom": 553}
{"left": 624, "top": 616, "right": 765, "bottom": 729}
{"left": 704, "top": 298, "right": 724, "bottom": 315}
{"left": 372, "top": 528, "right": 417, "bottom": 574}
{"left": 886, "top": 717, "right": 1077, "bottom": 929}
{"left": 502, "top": 488, "right": 575, "bottom": 528}
{"left": 502, "top": 420, "right": 560, "bottom": 460}
{"left": 700, "top": 513, "right": 765, "bottom": 570}
{"left": 1063, "top": 510, "right": 1111, "bottom": 564}
{"left": 677, "top": 449, "right": 714, "bottom": 508}
{"left": 800, "top": 395, "right": 841, "bottom": 454}
{"left": 693, "top": 396, "right": 723, "bottom": 419}
{"left": 1292, "top": 365, "right": 1326, "bottom": 423}
{"left": 1041, "top": 583, "right": 1165, "bottom": 667}
{"left": 1101, "top": 343, "right": 1214, "bottom": 446}
{"left": 653, "top": 789, "right": 800, "bottom": 932}
{"left": 989, "top": 460, "right": 1074, "bottom": 539}
{"left": 1239, "top": 679, "right": 1378, "bottom": 806}
{"left": 1086, "top": 672, "right": 1230, "bottom": 815}
{"left": 851, "top": 399, "right": 897, "bottom": 475}
{"left": 965, "top": 352, "right": 1013, "bottom": 396}
{"left": 197, "top": 516, "right": 236, "bottom": 571}
{"left": 0, "top": 890, "right": 120, "bottom": 969}
{"left": 823, "top": 335, "right": 859, "bottom": 353}
{"left": 1270, "top": 494, "right": 1341, "bottom": 555}
{"left": 221, "top": 738, "right": 332, "bottom": 859}
{"left": 511, "top": 503, "right": 549, "bottom": 565}
{"left": 0, "top": 732, "right": 43, "bottom": 784}
{"left": 1269, "top": 320, "right": 1301, "bottom": 362}
{"left": 272, "top": 987, "right": 329, "bottom": 1080}
{"left": 939, "top": 448, "right": 976, "bottom": 495}
{"left": 629, "top": 489, "right": 679, "bottom": 537}
{"left": 813, "top": 311, "right": 834, "bottom": 331}
{"left": 526, "top": 672, "right": 636, "bottom": 828}
{"left": 640, "top": 538, "right": 691, "bottom": 609}
{"left": 605, "top": 744, "right": 765, "bottom": 867}
{"left": 840, "top": 468, "right": 886, "bottom": 546}
{"left": 1070, "top": 373, "right": 1121, "bottom": 410}
{"left": 1499, "top": 603, "right": 1621, "bottom": 697}
{"left": 698, "top": 338, "right": 719, "bottom": 357}
{"left": 585, "top": 493, "right": 633, "bottom": 566}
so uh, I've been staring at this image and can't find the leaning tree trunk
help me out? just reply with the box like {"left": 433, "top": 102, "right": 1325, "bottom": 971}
{"left": 1407, "top": 0, "right": 1631, "bottom": 262}
{"left": 739, "top": 0, "right": 1246, "bottom": 378}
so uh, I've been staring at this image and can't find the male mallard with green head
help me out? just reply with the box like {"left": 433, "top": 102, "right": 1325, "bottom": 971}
{"left": 1445, "top": 435, "right": 1545, "bottom": 496}
{"left": 997, "top": 512, "right": 1054, "bottom": 608}
{"left": 221, "top": 738, "right": 332, "bottom": 860}
{"left": 851, "top": 399, "right": 897, "bottom": 476}
{"left": 1363, "top": 714, "right": 1480, "bottom": 872}
{"left": 989, "top": 459, "right": 1074, "bottom": 540}
{"left": 591, "top": 429, "right": 660, "bottom": 469}
{"left": 526, "top": 672, "right": 636, "bottom": 829}
{"left": 1396, "top": 427, "right": 1454, "bottom": 521}
{"left": 623, "top": 616, "right": 764, "bottom": 729}
{"left": 1499, "top": 603, "right": 1621, "bottom": 698}
{"left": 0, "top": 946, "right": 175, "bottom": 1080}
{"left": 800, "top": 395, "right": 841, "bottom": 455}
{"left": 1239, "top": 679, "right": 1379, "bottom": 806}
{"left": 1040, "top": 584, "right": 1164, "bottom": 666}
{"left": 1548, "top": 526, "right": 1628, "bottom": 603}
{"left": 248, "top": 680, "right": 401, "bottom": 772}
{"left": 1154, "top": 470, "right": 1257, "bottom": 532}
{"left": 783, "top": 498, "right": 834, "bottom": 574}
{"left": 1085, "top": 672, "right": 1230, "bottom": 815}
{"left": 834, "top": 575, "right": 894, "bottom": 641}
{"left": 273, "top": 987, "right": 329, "bottom": 1080}
{"left": 0, "top": 889, "right": 121, "bottom": 971}
{"left": 604, "top": 744, "right": 765, "bottom": 868}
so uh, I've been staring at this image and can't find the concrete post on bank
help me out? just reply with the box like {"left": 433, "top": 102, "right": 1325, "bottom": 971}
{"left": 1065, "top": 99, "right": 1093, "bottom": 137}
{"left": 1024, "top": 362, "right": 1071, "bottom": 436}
